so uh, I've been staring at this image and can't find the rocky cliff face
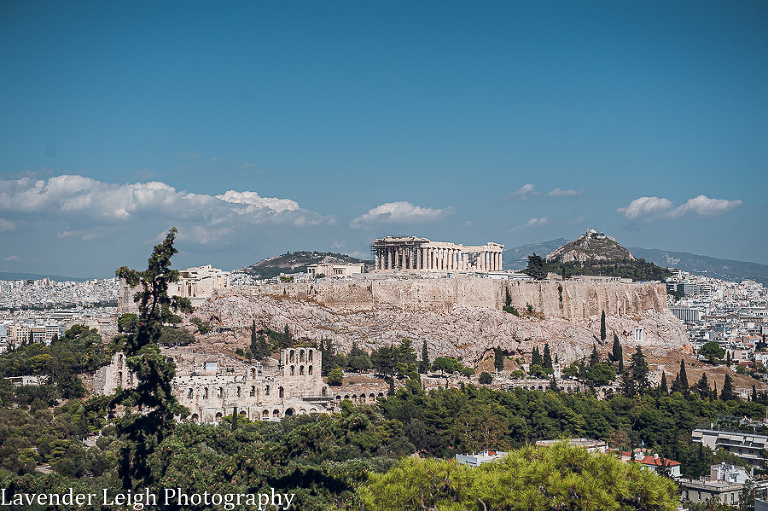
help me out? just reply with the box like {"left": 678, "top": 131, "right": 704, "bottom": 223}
{"left": 194, "top": 283, "right": 689, "bottom": 366}
{"left": 253, "top": 278, "right": 667, "bottom": 321}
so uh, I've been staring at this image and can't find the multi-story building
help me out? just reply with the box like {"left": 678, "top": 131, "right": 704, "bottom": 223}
{"left": 692, "top": 428, "right": 768, "bottom": 466}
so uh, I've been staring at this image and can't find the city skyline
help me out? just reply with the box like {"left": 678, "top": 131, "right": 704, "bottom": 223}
{"left": 1, "top": 1, "right": 766, "bottom": 278}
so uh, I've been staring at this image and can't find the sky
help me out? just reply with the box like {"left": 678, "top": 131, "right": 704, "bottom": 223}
{"left": 1, "top": 1, "right": 766, "bottom": 278}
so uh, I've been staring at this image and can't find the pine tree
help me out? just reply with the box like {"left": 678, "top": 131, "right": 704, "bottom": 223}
{"left": 659, "top": 371, "right": 668, "bottom": 395}
{"left": 678, "top": 359, "right": 689, "bottom": 391}
{"left": 548, "top": 376, "right": 560, "bottom": 393}
{"left": 726, "top": 351, "right": 732, "bottom": 367}
{"left": 113, "top": 227, "right": 194, "bottom": 489}
{"left": 752, "top": 385, "right": 758, "bottom": 402}
{"left": 600, "top": 310, "right": 606, "bottom": 342}
{"left": 611, "top": 334, "right": 622, "bottom": 365}
{"left": 524, "top": 253, "right": 548, "bottom": 280}
{"left": 542, "top": 343, "right": 553, "bottom": 370}
{"left": 712, "top": 381, "right": 718, "bottom": 400}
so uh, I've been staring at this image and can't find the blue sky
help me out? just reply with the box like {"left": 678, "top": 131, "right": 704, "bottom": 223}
{"left": 1, "top": 1, "right": 766, "bottom": 278}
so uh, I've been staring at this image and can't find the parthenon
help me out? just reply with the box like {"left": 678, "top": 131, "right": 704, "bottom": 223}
{"left": 372, "top": 236, "right": 503, "bottom": 272}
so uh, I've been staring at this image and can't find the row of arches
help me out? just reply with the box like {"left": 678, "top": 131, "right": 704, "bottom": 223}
{"left": 288, "top": 365, "right": 313, "bottom": 376}
{"left": 335, "top": 392, "right": 383, "bottom": 404}
{"left": 186, "top": 385, "right": 285, "bottom": 400}
{"left": 188, "top": 406, "right": 320, "bottom": 423}
{"left": 288, "top": 349, "right": 314, "bottom": 363}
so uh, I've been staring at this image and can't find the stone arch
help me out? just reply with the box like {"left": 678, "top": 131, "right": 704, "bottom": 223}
{"left": 336, "top": 395, "right": 342, "bottom": 400}
{"left": 369, "top": 393, "right": 376, "bottom": 402}
{"left": 344, "top": 394, "right": 350, "bottom": 400}
{"left": 236, "top": 386, "right": 241, "bottom": 397}
{"left": 290, "top": 365, "right": 295, "bottom": 376}
{"left": 262, "top": 410, "right": 269, "bottom": 419}
{"left": 187, "top": 388, "right": 194, "bottom": 398}
{"left": 217, "top": 387, "right": 223, "bottom": 398}
{"left": 299, "top": 408, "right": 307, "bottom": 415}
{"left": 250, "top": 386, "right": 255, "bottom": 397}
{"left": 117, "top": 371, "right": 123, "bottom": 387}
{"left": 239, "top": 410, "right": 246, "bottom": 416}
{"left": 352, "top": 394, "right": 357, "bottom": 403}
{"left": 285, "top": 408, "right": 294, "bottom": 416}
{"left": 289, "top": 350, "right": 295, "bottom": 363}
{"left": 191, "top": 413, "right": 199, "bottom": 422}
{"left": 215, "top": 412, "right": 223, "bottom": 421}
{"left": 322, "top": 387, "right": 327, "bottom": 397}
{"left": 204, "top": 387, "right": 209, "bottom": 399}
{"left": 308, "top": 365, "right": 313, "bottom": 376}
{"left": 299, "top": 365, "right": 305, "bottom": 376}
{"left": 118, "top": 353, "right": 123, "bottom": 367}
{"left": 265, "top": 385, "right": 270, "bottom": 396}
{"left": 251, "top": 368, "right": 256, "bottom": 378}
{"left": 377, "top": 392, "right": 384, "bottom": 397}
{"left": 273, "top": 409, "right": 280, "bottom": 418}
{"left": 299, "top": 349, "right": 305, "bottom": 362}
{"left": 309, "top": 350, "right": 313, "bottom": 362}
{"left": 309, "top": 407, "right": 317, "bottom": 413}
{"left": 279, "top": 387, "right": 284, "bottom": 398}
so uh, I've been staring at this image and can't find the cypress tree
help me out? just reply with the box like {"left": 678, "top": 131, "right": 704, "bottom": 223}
{"left": 543, "top": 343, "right": 553, "bottom": 370}
{"left": 494, "top": 347, "right": 505, "bottom": 372}
{"left": 589, "top": 344, "right": 600, "bottom": 367}
{"left": 726, "top": 351, "right": 731, "bottom": 367}
{"left": 678, "top": 359, "right": 689, "bottom": 391}
{"left": 113, "top": 228, "right": 194, "bottom": 489}
{"left": 420, "top": 340, "right": 430, "bottom": 373}
{"left": 721, "top": 374, "right": 736, "bottom": 401}
{"left": 659, "top": 371, "right": 668, "bottom": 395}
{"left": 630, "top": 347, "right": 650, "bottom": 394}
{"left": 600, "top": 310, "right": 606, "bottom": 342}
{"left": 697, "top": 373, "right": 709, "bottom": 398}
{"left": 531, "top": 347, "right": 542, "bottom": 367}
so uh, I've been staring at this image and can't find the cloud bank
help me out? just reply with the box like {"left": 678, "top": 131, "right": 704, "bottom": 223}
{"left": 350, "top": 201, "right": 453, "bottom": 228}
{"left": 618, "top": 195, "right": 742, "bottom": 221}
{"left": 0, "top": 175, "right": 333, "bottom": 243}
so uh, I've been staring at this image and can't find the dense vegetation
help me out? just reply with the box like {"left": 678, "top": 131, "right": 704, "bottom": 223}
{"left": 557, "top": 258, "right": 671, "bottom": 282}
{"left": 242, "top": 251, "right": 369, "bottom": 279}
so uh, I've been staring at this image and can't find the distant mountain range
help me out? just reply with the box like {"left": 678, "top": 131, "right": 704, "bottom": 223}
{"left": 503, "top": 239, "right": 768, "bottom": 286}
{"left": 629, "top": 247, "right": 768, "bottom": 287}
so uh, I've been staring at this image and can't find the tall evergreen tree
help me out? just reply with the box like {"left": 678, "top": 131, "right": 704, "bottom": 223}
{"left": 726, "top": 351, "right": 732, "bottom": 367}
{"left": 589, "top": 344, "right": 600, "bottom": 367}
{"left": 531, "top": 347, "right": 542, "bottom": 367}
{"left": 721, "top": 374, "right": 736, "bottom": 401}
{"left": 542, "top": 343, "right": 553, "bottom": 370}
{"left": 611, "top": 334, "right": 623, "bottom": 365}
{"left": 678, "top": 359, "right": 689, "bottom": 391}
{"left": 629, "top": 347, "right": 650, "bottom": 394}
{"left": 524, "top": 253, "right": 548, "bottom": 280}
{"left": 696, "top": 373, "right": 709, "bottom": 398}
{"left": 494, "top": 347, "right": 504, "bottom": 372}
{"left": 420, "top": 340, "right": 430, "bottom": 374}
{"left": 113, "top": 227, "right": 194, "bottom": 489}
{"left": 659, "top": 371, "right": 668, "bottom": 395}
{"left": 600, "top": 310, "right": 606, "bottom": 342}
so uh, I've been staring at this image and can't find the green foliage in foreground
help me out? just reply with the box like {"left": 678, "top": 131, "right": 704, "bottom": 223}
{"left": 358, "top": 442, "right": 678, "bottom": 511}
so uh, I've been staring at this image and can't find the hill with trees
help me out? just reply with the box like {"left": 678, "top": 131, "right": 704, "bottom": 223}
{"left": 241, "top": 251, "right": 371, "bottom": 279}
{"left": 545, "top": 231, "right": 671, "bottom": 281}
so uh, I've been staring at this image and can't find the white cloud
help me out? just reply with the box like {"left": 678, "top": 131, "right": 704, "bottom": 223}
{"left": 241, "top": 161, "right": 257, "bottom": 169}
{"left": 668, "top": 195, "right": 742, "bottom": 218}
{"left": 526, "top": 217, "right": 548, "bottom": 227}
{"left": 350, "top": 201, "right": 453, "bottom": 229}
{"left": 547, "top": 187, "right": 584, "bottom": 197}
{"left": 0, "top": 218, "right": 15, "bottom": 231}
{"left": 505, "top": 183, "right": 537, "bottom": 201}
{"left": 618, "top": 195, "right": 741, "bottom": 221}
{"left": 0, "top": 175, "right": 333, "bottom": 244}
{"left": 617, "top": 196, "right": 674, "bottom": 220}
{"left": 4, "top": 255, "right": 20, "bottom": 262}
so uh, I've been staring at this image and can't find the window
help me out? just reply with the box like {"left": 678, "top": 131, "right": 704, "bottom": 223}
{"left": 265, "top": 385, "right": 270, "bottom": 396}
{"left": 250, "top": 386, "right": 255, "bottom": 397}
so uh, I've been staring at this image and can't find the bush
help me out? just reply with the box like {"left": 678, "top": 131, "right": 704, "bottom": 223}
{"left": 479, "top": 372, "right": 493, "bottom": 385}
{"left": 327, "top": 367, "right": 344, "bottom": 386}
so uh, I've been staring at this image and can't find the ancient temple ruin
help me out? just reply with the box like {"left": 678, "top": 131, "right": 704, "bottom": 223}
{"left": 371, "top": 236, "right": 503, "bottom": 272}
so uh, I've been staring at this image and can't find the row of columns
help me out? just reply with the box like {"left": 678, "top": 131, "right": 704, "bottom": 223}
{"left": 374, "top": 245, "right": 502, "bottom": 272}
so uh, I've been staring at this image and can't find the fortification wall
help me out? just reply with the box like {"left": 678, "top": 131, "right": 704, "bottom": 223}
{"left": 246, "top": 278, "right": 667, "bottom": 320}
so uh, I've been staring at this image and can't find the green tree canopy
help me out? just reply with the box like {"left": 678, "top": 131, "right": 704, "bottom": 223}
{"left": 524, "top": 253, "right": 548, "bottom": 280}
{"left": 700, "top": 342, "right": 725, "bottom": 364}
